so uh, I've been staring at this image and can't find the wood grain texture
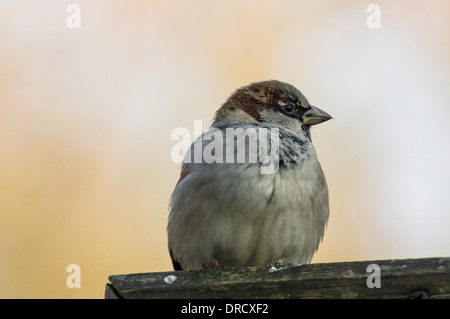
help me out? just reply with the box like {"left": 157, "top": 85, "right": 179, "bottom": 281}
{"left": 106, "top": 257, "right": 450, "bottom": 299}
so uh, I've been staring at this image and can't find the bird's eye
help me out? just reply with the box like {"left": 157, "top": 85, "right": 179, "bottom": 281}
{"left": 283, "top": 104, "right": 295, "bottom": 115}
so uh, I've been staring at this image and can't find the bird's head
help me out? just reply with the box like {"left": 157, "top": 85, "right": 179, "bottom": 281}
{"left": 214, "top": 80, "right": 332, "bottom": 134}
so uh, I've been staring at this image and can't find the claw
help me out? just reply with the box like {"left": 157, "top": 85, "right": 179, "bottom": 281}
{"left": 201, "top": 258, "right": 221, "bottom": 269}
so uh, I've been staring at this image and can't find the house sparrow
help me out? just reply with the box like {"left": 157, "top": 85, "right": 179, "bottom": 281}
{"left": 167, "top": 80, "right": 332, "bottom": 270}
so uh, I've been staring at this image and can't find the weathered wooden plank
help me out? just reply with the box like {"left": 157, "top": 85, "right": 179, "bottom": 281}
{"left": 106, "top": 257, "right": 450, "bottom": 299}
{"left": 104, "top": 283, "right": 121, "bottom": 299}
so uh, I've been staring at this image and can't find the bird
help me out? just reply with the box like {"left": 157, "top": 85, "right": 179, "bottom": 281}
{"left": 167, "top": 80, "right": 332, "bottom": 271}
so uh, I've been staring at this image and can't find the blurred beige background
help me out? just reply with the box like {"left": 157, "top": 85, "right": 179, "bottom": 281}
{"left": 1, "top": 0, "right": 449, "bottom": 298}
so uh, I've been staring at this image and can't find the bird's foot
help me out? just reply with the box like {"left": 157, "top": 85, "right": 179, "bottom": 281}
{"left": 267, "top": 259, "right": 286, "bottom": 268}
{"left": 201, "top": 258, "right": 222, "bottom": 269}
{"left": 267, "top": 259, "right": 301, "bottom": 272}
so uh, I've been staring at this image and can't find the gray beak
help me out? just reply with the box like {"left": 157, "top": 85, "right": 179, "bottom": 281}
{"left": 302, "top": 105, "right": 332, "bottom": 125}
